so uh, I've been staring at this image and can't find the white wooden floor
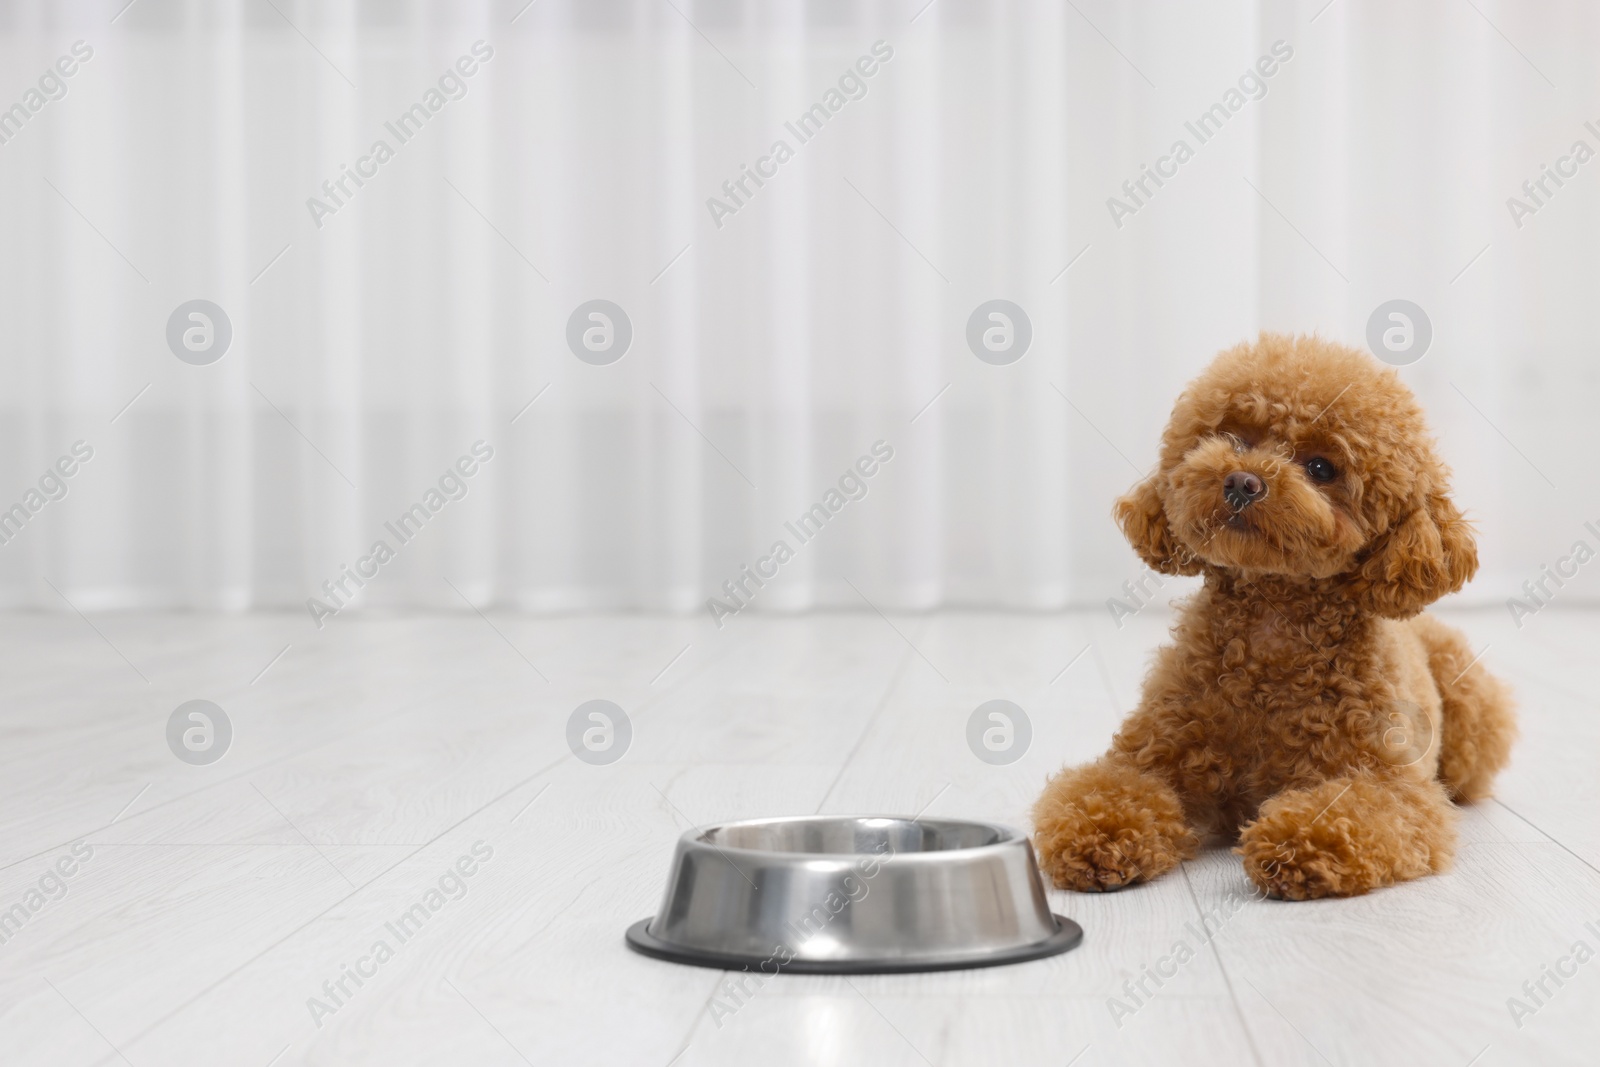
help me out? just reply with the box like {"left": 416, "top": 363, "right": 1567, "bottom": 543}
{"left": 0, "top": 606, "right": 1594, "bottom": 1067}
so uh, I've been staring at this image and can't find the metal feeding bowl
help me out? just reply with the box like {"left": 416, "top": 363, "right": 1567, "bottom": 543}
{"left": 625, "top": 815, "right": 1082, "bottom": 974}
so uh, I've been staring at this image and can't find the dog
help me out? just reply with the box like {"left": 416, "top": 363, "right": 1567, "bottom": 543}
{"left": 1032, "top": 333, "right": 1516, "bottom": 899}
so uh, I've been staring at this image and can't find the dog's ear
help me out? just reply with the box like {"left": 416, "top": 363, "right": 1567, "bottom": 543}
{"left": 1349, "top": 490, "right": 1477, "bottom": 618}
{"left": 1114, "top": 475, "right": 1204, "bottom": 576}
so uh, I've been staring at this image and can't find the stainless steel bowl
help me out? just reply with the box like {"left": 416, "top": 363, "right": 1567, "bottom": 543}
{"left": 625, "top": 815, "right": 1082, "bottom": 974}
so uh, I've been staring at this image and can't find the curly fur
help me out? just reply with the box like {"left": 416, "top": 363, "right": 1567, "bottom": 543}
{"left": 1033, "top": 333, "right": 1517, "bottom": 899}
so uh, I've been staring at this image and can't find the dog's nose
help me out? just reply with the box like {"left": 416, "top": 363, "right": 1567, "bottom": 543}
{"left": 1223, "top": 471, "right": 1265, "bottom": 509}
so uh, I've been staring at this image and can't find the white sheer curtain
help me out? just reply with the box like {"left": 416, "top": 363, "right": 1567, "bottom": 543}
{"left": 0, "top": 0, "right": 1590, "bottom": 614}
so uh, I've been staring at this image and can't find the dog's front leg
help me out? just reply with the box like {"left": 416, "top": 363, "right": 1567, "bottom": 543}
{"left": 1031, "top": 756, "right": 1198, "bottom": 891}
{"left": 1237, "top": 773, "right": 1457, "bottom": 900}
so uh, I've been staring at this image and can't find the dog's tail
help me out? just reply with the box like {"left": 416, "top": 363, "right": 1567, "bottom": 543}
{"left": 1411, "top": 613, "right": 1517, "bottom": 801}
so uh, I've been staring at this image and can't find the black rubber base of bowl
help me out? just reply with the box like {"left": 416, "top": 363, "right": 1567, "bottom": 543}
{"left": 624, "top": 915, "right": 1083, "bottom": 975}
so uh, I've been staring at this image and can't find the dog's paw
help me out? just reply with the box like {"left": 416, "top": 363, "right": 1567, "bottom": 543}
{"left": 1238, "top": 834, "right": 1343, "bottom": 900}
{"left": 1034, "top": 824, "right": 1153, "bottom": 892}
{"left": 1032, "top": 759, "right": 1195, "bottom": 892}
{"left": 1237, "top": 784, "right": 1368, "bottom": 900}
{"left": 1237, "top": 776, "right": 1449, "bottom": 900}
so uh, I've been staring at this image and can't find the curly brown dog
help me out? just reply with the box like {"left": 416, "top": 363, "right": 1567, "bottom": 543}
{"left": 1033, "top": 333, "right": 1516, "bottom": 900}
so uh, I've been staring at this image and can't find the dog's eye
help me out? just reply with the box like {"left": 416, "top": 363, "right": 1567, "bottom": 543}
{"left": 1304, "top": 457, "right": 1338, "bottom": 483}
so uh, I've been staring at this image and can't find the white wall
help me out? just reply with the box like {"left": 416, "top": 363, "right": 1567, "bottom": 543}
{"left": 0, "top": 0, "right": 1592, "bottom": 618}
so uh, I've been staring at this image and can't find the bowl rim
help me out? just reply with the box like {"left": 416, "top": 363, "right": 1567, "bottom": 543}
{"left": 681, "top": 813, "right": 1029, "bottom": 862}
